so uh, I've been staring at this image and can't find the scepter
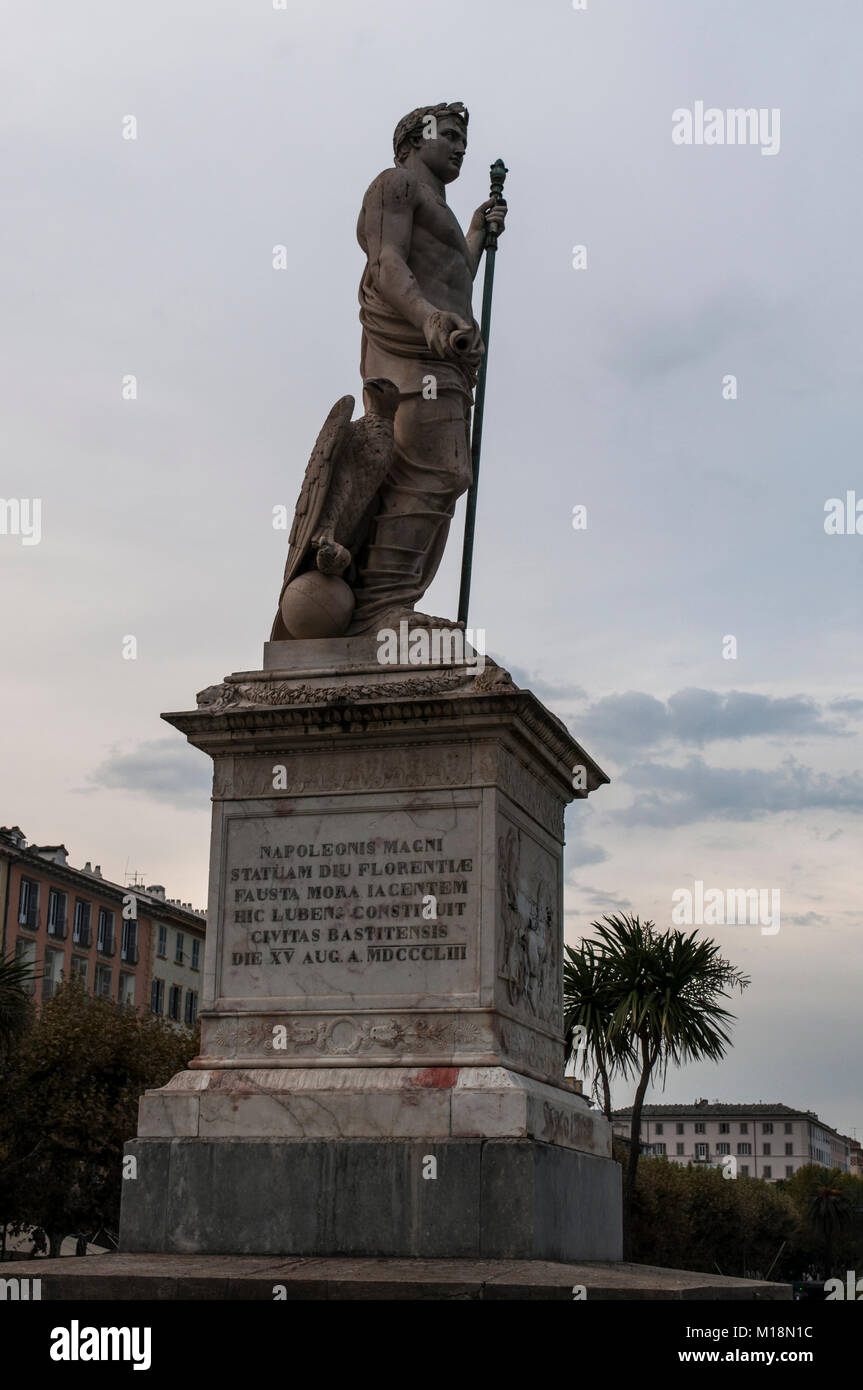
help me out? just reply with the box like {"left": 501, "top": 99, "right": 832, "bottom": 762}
{"left": 457, "top": 157, "right": 508, "bottom": 628}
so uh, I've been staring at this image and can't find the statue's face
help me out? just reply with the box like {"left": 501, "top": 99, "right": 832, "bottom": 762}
{"left": 414, "top": 116, "right": 466, "bottom": 184}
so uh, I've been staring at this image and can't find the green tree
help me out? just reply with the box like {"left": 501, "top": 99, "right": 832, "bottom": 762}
{"left": 563, "top": 939, "right": 632, "bottom": 1118}
{"left": 0, "top": 979, "right": 198, "bottom": 1256}
{"left": 0, "top": 950, "right": 37, "bottom": 1057}
{"left": 565, "top": 914, "right": 749, "bottom": 1256}
{"left": 629, "top": 1153, "right": 799, "bottom": 1277}
{"left": 806, "top": 1168, "right": 854, "bottom": 1278}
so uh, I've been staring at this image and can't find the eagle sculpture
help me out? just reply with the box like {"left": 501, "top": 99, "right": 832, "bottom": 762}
{"left": 270, "top": 378, "right": 399, "bottom": 641}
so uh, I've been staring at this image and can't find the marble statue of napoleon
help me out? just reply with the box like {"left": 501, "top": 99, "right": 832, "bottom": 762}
{"left": 351, "top": 100, "right": 506, "bottom": 631}
{"left": 271, "top": 102, "right": 507, "bottom": 642}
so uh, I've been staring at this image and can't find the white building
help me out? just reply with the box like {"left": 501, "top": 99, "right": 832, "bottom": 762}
{"left": 611, "top": 1101, "right": 850, "bottom": 1181}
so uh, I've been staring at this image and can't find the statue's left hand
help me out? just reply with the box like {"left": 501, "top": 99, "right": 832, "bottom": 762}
{"left": 470, "top": 197, "right": 507, "bottom": 237}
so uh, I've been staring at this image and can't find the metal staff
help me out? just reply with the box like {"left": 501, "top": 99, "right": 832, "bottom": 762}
{"left": 457, "top": 157, "right": 508, "bottom": 628}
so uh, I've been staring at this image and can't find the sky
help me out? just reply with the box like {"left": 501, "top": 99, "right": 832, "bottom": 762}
{"left": 2, "top": 0, "right": 861, "bottom": 1136}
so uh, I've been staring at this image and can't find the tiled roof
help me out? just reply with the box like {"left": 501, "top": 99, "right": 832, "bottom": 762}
{"left": 611, "top": 1103, "right": 822, "bottom": 1120}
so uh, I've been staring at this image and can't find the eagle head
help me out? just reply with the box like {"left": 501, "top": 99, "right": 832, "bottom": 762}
{"left": 362, "top": 377, "right": 400, "bottom": 420}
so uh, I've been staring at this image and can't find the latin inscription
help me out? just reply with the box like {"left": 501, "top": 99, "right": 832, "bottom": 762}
{"left": 220, "top": 809, "right": 480, "bottom": 1001}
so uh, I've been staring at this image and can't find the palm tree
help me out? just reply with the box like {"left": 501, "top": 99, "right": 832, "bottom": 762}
{"left": 563, "top": 939, "right": 635, "bottom": 1117}
{"left": 0, "top": 951, "right": 37, "bottom": 1056}
{"left": 807, "top": 1170, "right": 853, "bottom": 1277}
{"left": 565, "top": 914, "right": 749, "bottom": 1256}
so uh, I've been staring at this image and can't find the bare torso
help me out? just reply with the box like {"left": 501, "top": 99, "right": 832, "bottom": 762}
{"left": 357, "top": 168, "right": 475, "bottom": 325}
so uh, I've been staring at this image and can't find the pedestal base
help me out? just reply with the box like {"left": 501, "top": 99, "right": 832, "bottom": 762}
{"left": 120, "top": 1137, "right": 622, "bottom": 1261}
{"left": 124, "top": 644, "right": 623, "bottom": 1264}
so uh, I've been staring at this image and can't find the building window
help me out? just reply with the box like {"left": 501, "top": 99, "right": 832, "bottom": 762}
{"left": 150, "top": 979, "right": 165, "bottom": 1014}
{"left": 676, "top": 1123, "right": 684, "bottom": 1135}
{"left": 763, "top": 1166, "right": 772, "bottom": 1179}
{"left": 175, "top": 932, "right": 185, "bottom": 965}
{"left": 676, "top": 1143, "right": 684, "bottom": 1155}
{"left": 762, "top": 1122, "right": 773, "bottom": 1134}
{"left": 651, "top": 1142, "right": 666, "bottom": 1156}
{"left": 655, "top": 1122, "right": 664, "bottom": 1135}
{"left": 740, "top": 1165, "right": 749, "bottom": 1176}
{"left": 94, "top": 964, "right": 112, "bottom": 998}
{"left": 168, "top": 984, "right": 182, "bottom": 1021}
{"left": 716, "top": 1143, "right": 730, "bottom": 1156}
{"left": 763, "top": 1142, "right": 771, "bottom": 1155}
{"left": 47, "top": 889, "right": 68, "bottom": 938}
{"left": 15, "top": 937, "right": 37, "bottom": 995}
{"left": 184, "top": 990, "right": 198, "bottom": 1026}
{"left": 695, "top": 1123, "right": 706, "bottom": 1134}
{"left": 785, "top": 1143, "right": 793, "bottom": 1155}
{"left": 785, "top": 1166, "right": 793, "bottom": 1178}
{"left": 737, "top": 1143, "right": 752, "bottom": 1156}
{"left": 73, "top": 899, "right": 92, "bottom": 946}
{"left": 784, "top": 1122, "right": 793, "bottom": 1134}
{"left": 43, "top": 946, "right": 65, "bottom": 1000}
{"left": 695, "top": 1143, "right": 708, "bottom": 1159}
{"left": 70, "top": 955, "right": 88, "bottom": 985}
{"left": 157, "top": 924, "right": 167, "bottom": 958}
{"left": 118, "top": 972, "right": 135, "bottom": 1007}
{"left": 97, "top": 908, "right": 115, "bottom": 955}
{"left": 719, "top": 1122, "right": 730, "bottom": 1134}
{"left": 121, "top": 919, "right": 138, "bottom": 964}
{"left": 739, "top": 1122, "right": 749, "bottom": 1134}
{"left": 191, "top": 938, "right": 201, "bottom": 970}
{"left": 18, "top": 877, "right": 39, "bottom": 929}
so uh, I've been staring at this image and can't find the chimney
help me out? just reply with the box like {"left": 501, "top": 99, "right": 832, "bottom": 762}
{"left": 146, "top": 885, "right": 166, "bottom": 900}
{"left": 93, "top": 865, "right": 102, "bottom": 878}
{"left": 84, "top": 861, "right": 92, "bottom": 873}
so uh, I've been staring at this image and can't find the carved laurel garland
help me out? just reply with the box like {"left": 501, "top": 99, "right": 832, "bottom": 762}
{"left": 197, "top": 664, "right": 514, "bottom": 712}
{"left": 207, "top": 1015, "right": 484, "bottom": 1057}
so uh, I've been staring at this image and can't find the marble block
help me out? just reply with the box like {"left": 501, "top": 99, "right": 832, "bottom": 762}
{"left": 136, "top": 1065, "right": 610, "bottom": 1153}
{"left": 169, "top": 644, "right": 608, "bottom": 1088}
{"left": 120, "top": 643, "right": 622, "bottom": 1260}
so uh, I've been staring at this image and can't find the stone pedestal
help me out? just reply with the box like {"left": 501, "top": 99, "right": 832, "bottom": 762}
{"left": 120, "top": 640, "right": 622, "bottom": 1260}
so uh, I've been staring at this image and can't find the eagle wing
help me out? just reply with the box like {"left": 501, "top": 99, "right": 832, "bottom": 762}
{"left": 270, "top": 395, "right": 354, "bottom": 641}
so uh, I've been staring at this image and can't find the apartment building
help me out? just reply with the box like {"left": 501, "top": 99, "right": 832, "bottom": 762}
{"left": 0, "top": 825, "right": 205, "bottom": 1028}
{"left": 144, "top": 884, "right": 205, "bottom": 1027}
{"left": 611, "top": 1100, "right": 851, "bottom": 1181}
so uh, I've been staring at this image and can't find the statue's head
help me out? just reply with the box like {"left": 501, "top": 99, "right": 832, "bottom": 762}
{"left": 393, "top": 102, "right": 469, "bottom": 184}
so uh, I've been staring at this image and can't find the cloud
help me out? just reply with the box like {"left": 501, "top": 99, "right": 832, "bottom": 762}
{"left": 580, "top": 688, "right": 849, "bottom": 754}
{"left": 504, "top": 664, "right": 587, "bottom": 703}
{"left": 611, "top": 284, "right": 789, "bottom": 384}
{"left": 566, "top": 839, "right": 609, "bottom": 870}
{"left": 782, "top": 912, "right": 828, "bottom": 928}
{"left": 829, "top": 698, "right": 863, "bottom": 715}
{"left": 86, "top": 738, "right": 211, "bottom": 809}
{"left": 580, "top": 888, "right": 634, "bottom": 915}
{"left": 617, "top": 755, "right": 863, "bottom": 828}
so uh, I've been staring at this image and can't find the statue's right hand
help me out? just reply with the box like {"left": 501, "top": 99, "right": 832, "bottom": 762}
{"left": 422, "top": 311, "right": 474, "bottom": 361}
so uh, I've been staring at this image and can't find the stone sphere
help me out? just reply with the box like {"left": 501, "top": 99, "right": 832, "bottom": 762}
{"left": 280, "top": 571, "right": 355, "bottom": 640}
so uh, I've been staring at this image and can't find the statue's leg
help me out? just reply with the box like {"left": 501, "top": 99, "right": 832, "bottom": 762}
{"left": 348, "top": 391, "right": 471, "bottom": 633}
